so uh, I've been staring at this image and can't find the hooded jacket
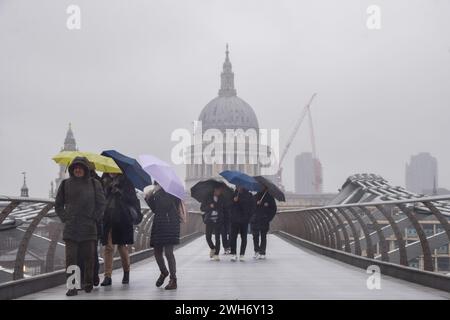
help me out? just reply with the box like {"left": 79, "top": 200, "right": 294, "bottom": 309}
{"left": 55, "top": 156, "right": 106, "bottom": 242}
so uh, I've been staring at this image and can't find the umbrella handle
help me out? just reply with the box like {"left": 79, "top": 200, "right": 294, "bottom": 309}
{"left": 259, "top": 190, "right": 268, "bottom": 203}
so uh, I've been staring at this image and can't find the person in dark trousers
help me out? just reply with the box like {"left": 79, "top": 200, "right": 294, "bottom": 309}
{"left": 251, "top": 187, "right": 277, "bottom": 259}
{"left": 100, "top": 172, "right": 140, "bottom": 286}
{"left": 221, "top": 204, "right": 232, "bottom": 254}
{"left": 78, "top": 162, "right": 102, "bottom": 287}
{"left": 55, "top": 156, "right": 106, "bottom": 296}
{"left": 200, "top": 187, "right": 224, "bottom": 261}
{"left": 229, "top": 186, "right": 256, "bottom": 262}
{"left": 145, "top": 182, "right": 181, "bottom": 290}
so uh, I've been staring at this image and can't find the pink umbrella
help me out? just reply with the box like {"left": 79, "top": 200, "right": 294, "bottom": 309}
{"left": 138, "top": 154, "right": 186, "bottom": 200}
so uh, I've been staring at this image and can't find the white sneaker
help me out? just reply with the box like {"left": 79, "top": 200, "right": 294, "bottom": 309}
{"left": 213, "top": 255, "right": 220, "bottom": 261}
{"left": 253, "top": 252, "right": 260, "bottom": 259}
{"left": 230, "top": 255, "right": 238, "bottom": 262}
{"left": 258, "top": 254, "right": 266, "bottom": 260}
{"left": 239, "top": 255, "right": 245, "bottom": 262}
{"left": 210, "top": 249, "right": 215, "bottom": 258}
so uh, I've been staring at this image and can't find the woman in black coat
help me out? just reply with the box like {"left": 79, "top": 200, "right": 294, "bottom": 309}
{"left": 100, "top": 173, "right": 140, "bottom": 286}
{"left": 145, "top": 182, "right": 181, "bottom": 290}
{"left": 251, "top": 187, "right": 277, "bottom": 259}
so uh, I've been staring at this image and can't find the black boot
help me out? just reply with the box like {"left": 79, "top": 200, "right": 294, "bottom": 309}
{"left": 93, "top": 274, "right": 100, "bottom": 287}
{"left": 156, "top": 272, "right": 169, "bottom": 287}
{"left": 165, "top": 278, "right": 177, "bottom": 290}
{"left": 122, "top": 271, "right": 129, "bottom": 284}
{"left": 66, "top": 288, "right": 78, "bottom": 296}
{"left": 84, "top": 285, "right": 93, "bottom": 293}
{"left": 100, "top": 276, "right": 112, "bottom": 286}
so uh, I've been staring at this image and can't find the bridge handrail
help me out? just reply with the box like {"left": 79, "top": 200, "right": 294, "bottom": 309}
{"left": 0, "top": 196, "right": 205, "bottom": 284}
{"left": 271, "top": 194, "right": 450, "bottom": 274}
{"left": 277, "top": 194, "right": 450, "bottom": 214}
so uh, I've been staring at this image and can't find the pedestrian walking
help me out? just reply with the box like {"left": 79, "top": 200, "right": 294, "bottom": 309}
{"left": 229, "top": 186, "right": 256, "bottom": 262}
{"left": 200, "top": 187, "right": 225, "bottom": 261}
{"left": 251, "top": 188, "right": 277, "bottom": 259}
{"left": 145, "top": 182, "right": 182, "bottom": 290}
{"left": 100, "top": 172, "right": 140, "bottom": 286}
{"left": 55, "top": 156, "right": 106, "bottom": 296}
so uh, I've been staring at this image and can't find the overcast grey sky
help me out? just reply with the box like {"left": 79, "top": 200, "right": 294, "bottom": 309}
{"left": 1, "top": 0, "right": 449, "bottom": 197}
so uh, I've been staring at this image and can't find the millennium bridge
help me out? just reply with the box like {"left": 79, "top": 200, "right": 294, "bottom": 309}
{"left": 0, "top": 174, "right": 449, "bottom": 299}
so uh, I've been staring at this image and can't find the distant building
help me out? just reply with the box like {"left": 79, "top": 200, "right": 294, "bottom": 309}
{"left": 20, "top": 172, "right": 29, "bottom": 197}
{"left": 294, "top": 152, "right": 322, "bottom": 194}
{"left": 185, "top": 45, "right": 262, "bottom": 190}
{"left": 405, "top": 152, "right": 438, "bottom": 194}
{"left": 53, "top": 123, "right": 78, "bottom": 195}
{"left": 422, "top": 187, "right": 450, "bottom": 196}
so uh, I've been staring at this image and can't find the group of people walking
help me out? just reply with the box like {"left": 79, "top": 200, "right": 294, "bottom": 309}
{"left": 55, "top": 156, "right": 181, "bottom": 296}
{"left": 55, "top": 156, "right": 278, "bottom": 297}
{"left": 200, "top": 184, "right": 277, "bottom": 262}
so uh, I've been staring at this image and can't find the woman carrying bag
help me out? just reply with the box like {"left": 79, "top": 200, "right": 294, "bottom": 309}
{"left": 100, "top": 173, "right": 140, "bottom": 286}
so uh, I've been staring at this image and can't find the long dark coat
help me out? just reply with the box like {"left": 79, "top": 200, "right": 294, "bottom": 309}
{"left": 55, "top": 157, "right": 106, "bottom": 242}
{"left": 230, "top": 189, "right": 256, "bottom": 224}
{"left": 146, "top": 188, "right": 181, "bottom": 247}
{"left": 101, "top": 174, "right": 140, "bottom": 246}
{"left": 250, "top": 191, "right": 277, "bottom": 233}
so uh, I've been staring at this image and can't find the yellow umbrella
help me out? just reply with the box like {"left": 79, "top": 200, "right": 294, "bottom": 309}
{"left": 52, "top": 151, "right": 122, "bottom": 173}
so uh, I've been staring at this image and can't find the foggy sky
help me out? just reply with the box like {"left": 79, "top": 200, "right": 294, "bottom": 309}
{"left": 1, "top": 0, "right": 449, "bottom": 197}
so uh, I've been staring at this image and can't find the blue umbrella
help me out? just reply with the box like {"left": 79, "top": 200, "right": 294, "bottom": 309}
{"left": 101, "top": 150, "right": 152, "bottom": 191}
{"left": 219, "top": 170, "right": 262, "bottom": 192}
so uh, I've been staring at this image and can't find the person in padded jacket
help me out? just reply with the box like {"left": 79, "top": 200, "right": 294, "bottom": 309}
{"left": 55, "top": 156, "right": 106, "bottom": 296}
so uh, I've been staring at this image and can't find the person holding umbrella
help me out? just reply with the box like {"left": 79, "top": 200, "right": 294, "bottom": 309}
{"left": 145, "top": 182, "right": 182, "bottom": 290}
{"left": 100, "top": 172, "right": 141, "bottom": 286}
{"left": 191, "top": 179, "right": 232, "bottom": 260}
{"left": 251, "top": 176, "right": 284, "bottom": 259}
{"left": 77, "top": 161, "right": 103, "bottom": 287}
{"left": 229, "top": 185, "right": 256, "bottom": 262}
{"left": 251, "top": 186, "right": 277, "bottom": 259}
{"left": 200, "top": 186, "right": 225, "bottom": 261}
{"left": 139, "top": 154, "right": 186, "bottom": 290}
{"left": 219, "top": 170, "right": 259, "bottom": 262}
{"left": 54, "top": 156, "right": 106, "bottom": 296}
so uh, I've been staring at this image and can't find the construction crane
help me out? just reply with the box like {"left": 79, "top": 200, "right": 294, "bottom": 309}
{"left": 273, "top": 93, "right": 322, "bottom": 192}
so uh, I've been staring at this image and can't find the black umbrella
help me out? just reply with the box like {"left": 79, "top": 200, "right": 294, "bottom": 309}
{"left": 190, "top": 179, "right": 233, "bottom": 204}
{"left": 254, "top": 176, "right": 286, "bottom": 202}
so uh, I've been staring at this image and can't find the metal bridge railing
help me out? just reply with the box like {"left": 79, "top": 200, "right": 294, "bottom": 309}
{"left": 271, "top": 195, "right": 450, "bottom": 273}
{"left": 0, "top": 196, "right": 204, "bottom": 282}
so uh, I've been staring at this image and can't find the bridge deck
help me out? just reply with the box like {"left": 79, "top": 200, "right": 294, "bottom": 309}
{"left": 21, "top": 235, "right": 449, "bottom": 300}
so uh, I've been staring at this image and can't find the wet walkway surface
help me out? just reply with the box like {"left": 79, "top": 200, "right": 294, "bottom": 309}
{"left": 21, "top": 235, "right": 449, "bottom": 300}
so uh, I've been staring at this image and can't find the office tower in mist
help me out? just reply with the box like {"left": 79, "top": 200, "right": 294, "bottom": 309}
{"left": 295, "top": 152, "right": 322, "bottom": 194}
{"left": 405, "top": 152, "right": 438, "bottom": 194}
